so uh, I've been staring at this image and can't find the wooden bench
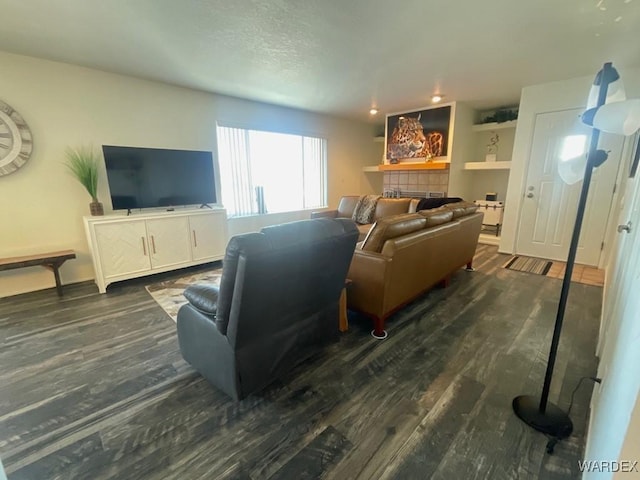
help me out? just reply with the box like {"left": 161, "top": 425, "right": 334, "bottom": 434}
{"left": 0, "top": 250, "right": 76, "bottom": 297}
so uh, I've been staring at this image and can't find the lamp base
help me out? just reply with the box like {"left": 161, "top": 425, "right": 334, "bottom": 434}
{"left": 512, "top": 395, "right": 573, "bottom": 439}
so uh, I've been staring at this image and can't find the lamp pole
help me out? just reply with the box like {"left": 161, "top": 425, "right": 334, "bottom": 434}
{"left": 512, "top": 62, "right": 615, "bottom": 441}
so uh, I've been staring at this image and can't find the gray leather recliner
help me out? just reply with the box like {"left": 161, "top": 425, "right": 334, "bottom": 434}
{"left": 176, "top": 218, "right": 358, "bottom": 400}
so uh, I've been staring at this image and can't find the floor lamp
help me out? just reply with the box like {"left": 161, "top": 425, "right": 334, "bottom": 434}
{"left": 512, "top": 62, "right": 640, "bottom": 446}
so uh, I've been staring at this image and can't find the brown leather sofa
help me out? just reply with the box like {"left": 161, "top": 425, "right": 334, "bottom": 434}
{"left": 311, "top": 196, "right": 420, "bottom": 241}
{"left": 346, "top": 202, "right": 482, "bottom": 338}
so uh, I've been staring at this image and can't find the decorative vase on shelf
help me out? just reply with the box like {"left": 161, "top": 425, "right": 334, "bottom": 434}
{"left": 90, "top": 199, "right": 104, "bottom": 216}
{"left": 485, "top": 132, "right": 499, "bottom": 162}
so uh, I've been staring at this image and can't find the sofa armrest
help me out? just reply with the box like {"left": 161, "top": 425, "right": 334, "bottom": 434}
{"left": 311, "top": 209, "right": 339, "bottom": 219}
{"left": 184, "top": 284, "right": 219, "bottom": 316}
{"left": 176, "top": 303, "right": 239, "bottom": 399}
{"left": 347, "top": 250, "right": 391, "bottom": 317}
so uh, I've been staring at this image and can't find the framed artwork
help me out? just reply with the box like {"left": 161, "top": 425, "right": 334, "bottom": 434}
{"left": 0, "top": 100, "right": 33, "bottom": 176}
{"left": 385, "top": 105, "right": 451, "bottom": 163}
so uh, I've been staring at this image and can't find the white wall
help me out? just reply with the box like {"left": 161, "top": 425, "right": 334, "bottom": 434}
{"left": 614, "top": 394, "right": 640, "bottom": 479}
{"left": 447, "top": 102, "right": 475, "bottom": 198}
{"left": 0, "top": 51, "right": 379, "bottom": 297}
{"left": 499, "top": 67, "right": 640, "bottom": 258}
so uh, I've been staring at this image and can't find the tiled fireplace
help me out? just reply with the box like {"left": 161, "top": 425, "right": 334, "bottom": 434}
{"left": 382, "top": 170, "right": 449, "bottom": 197}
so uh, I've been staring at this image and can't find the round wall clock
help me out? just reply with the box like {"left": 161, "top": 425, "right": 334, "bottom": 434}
{"left": 0, "top": 100, "right": 33, "bottom": 176}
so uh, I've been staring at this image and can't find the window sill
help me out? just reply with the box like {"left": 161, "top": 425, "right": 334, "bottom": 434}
{"left": 226, "top": 207, "right": 327, "bottom": 220}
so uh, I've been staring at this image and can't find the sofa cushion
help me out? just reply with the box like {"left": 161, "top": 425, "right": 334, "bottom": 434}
{"left": 337, "top": 196, "right": 361, "bottom": 218}
{"left": 374, "top": 198, "right": 413, "bottom": 220}
{"left": 443, "top": 201, "right": 478, "bottom": 218}
{"left": 418, "top": 209, "right": 454, "bottom": 227}
{"left": 361, "top": 213, "right": 427, "bottom": 253}
{"left": 357, "top": 223, "right": 372, "bottom": 241}
{"left": 408, "top": 198, "right": 421, "bottom": 213}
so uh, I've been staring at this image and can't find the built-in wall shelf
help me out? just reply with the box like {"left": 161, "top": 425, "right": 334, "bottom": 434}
{"left": 464, "top": 161, "right": 512, "bottom": 170}
{"left": 373, "top": 136, "right": 385, "bottom": 143}
{"left": 471, "top": 120, "right": 517, "bottom": 132}
{"left": 363, "top": 162, "right": 450, "bottom": 172}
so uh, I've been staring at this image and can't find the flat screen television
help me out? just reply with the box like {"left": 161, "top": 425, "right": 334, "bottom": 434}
{"left": 102, "top": 145, "right": 217, "bottom": 211}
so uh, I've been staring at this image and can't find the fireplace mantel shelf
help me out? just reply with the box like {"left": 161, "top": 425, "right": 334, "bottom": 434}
{"left": 363, "top": 162, "right": 450, "bottom": 173}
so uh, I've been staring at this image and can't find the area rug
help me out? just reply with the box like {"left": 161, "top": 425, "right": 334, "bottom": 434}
{"left": 503, "top": 255, "right": 553, "bottom": 276}
{"left": 145, "top": 269, "right": 222, "bottom": 322}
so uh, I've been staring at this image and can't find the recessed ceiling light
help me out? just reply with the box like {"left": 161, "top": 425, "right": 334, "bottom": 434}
{"left": 369, "top": 108, "right": 379, "bottom": 115}
{"left": 615, "top": 15, "right": 623, "bottom": 21}
{"left": 431, "top": 95, "right": 443, "bottom": 103}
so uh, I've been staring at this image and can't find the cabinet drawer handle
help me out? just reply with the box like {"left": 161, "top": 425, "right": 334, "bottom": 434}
{"left": 193, "top": 230, "right": 197, "bottom": 247}
{"left": 141, "top": 237, "right": 147, "bottom": 256}
{"left": 151, "top": 235, "right": 156, "bottom": 254}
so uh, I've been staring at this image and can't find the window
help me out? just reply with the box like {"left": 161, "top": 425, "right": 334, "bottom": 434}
{"left": 560, "top": 134, "right": 588, "bottom": 162}
{"left": 216, "top": 126, "right": 327, "bottom": 217}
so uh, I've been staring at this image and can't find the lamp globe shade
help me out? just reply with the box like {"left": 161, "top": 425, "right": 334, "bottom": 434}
{"left": 586, "top": 64, "right": 626, "bottom": 109}
{"left": 582, "top": 99, "right": 640, "bottom": 136}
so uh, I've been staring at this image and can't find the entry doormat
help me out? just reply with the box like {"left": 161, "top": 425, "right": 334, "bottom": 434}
{"left": 145, "top": 269, "right": 222, "bottom": 322}
{"left": 502, "top": 255, "right": 553, "bottom": 276}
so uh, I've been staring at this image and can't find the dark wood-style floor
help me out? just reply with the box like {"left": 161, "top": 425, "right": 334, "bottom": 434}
{"left": 0, "top": 245, "right": 601, "bottom": 480}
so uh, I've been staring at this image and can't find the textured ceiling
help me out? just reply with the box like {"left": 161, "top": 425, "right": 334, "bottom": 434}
{"left": 1, "top": 0, "right": 639, "bottom": 121}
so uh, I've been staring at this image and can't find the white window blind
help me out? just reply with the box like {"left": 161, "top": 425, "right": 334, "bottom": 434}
{"left": 216, "top": 126, "right": 327, "bottom": 217}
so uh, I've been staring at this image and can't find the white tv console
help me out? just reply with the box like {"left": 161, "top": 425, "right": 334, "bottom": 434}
{"left": 84, "top": 208, "right": 228, "bottom": 293}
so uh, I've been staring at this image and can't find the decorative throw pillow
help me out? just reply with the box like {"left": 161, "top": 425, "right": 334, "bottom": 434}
{"left": 351, "top": 195, "right": 381, "bottom": 224}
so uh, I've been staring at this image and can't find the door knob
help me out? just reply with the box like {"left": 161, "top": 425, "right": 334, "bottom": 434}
{"left": 617, "top": 221, "right": 632, "bottom": 233}
{"left": 527, "top": 193, "right": 534, "bottom": 198}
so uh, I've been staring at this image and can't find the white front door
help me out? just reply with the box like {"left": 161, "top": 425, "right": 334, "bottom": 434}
{"left": 516, "top": 108, "right": 623, "bottom": 265}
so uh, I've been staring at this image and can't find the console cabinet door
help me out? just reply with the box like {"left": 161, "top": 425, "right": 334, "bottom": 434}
{"left": 94, "top": 220, "right": 151, "bottom": 278}
{"left": 189, "top": 213, "right": 227, "bottom": 261}
{"left": 146, "top": 216, "right": 192, "bottom": 269}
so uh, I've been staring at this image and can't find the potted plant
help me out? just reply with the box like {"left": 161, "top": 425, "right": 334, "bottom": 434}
{"left": 64, "top": 146, "right": 104, "bottom": 215}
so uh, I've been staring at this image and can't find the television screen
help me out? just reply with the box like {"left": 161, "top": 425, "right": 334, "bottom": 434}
{"left": 102, "top": 146, "right": 217, "bottom": 210}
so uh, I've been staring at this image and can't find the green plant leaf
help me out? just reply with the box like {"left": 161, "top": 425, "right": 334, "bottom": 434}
{"left": 64, "top": 146, "right": 100, "bottom": 201}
